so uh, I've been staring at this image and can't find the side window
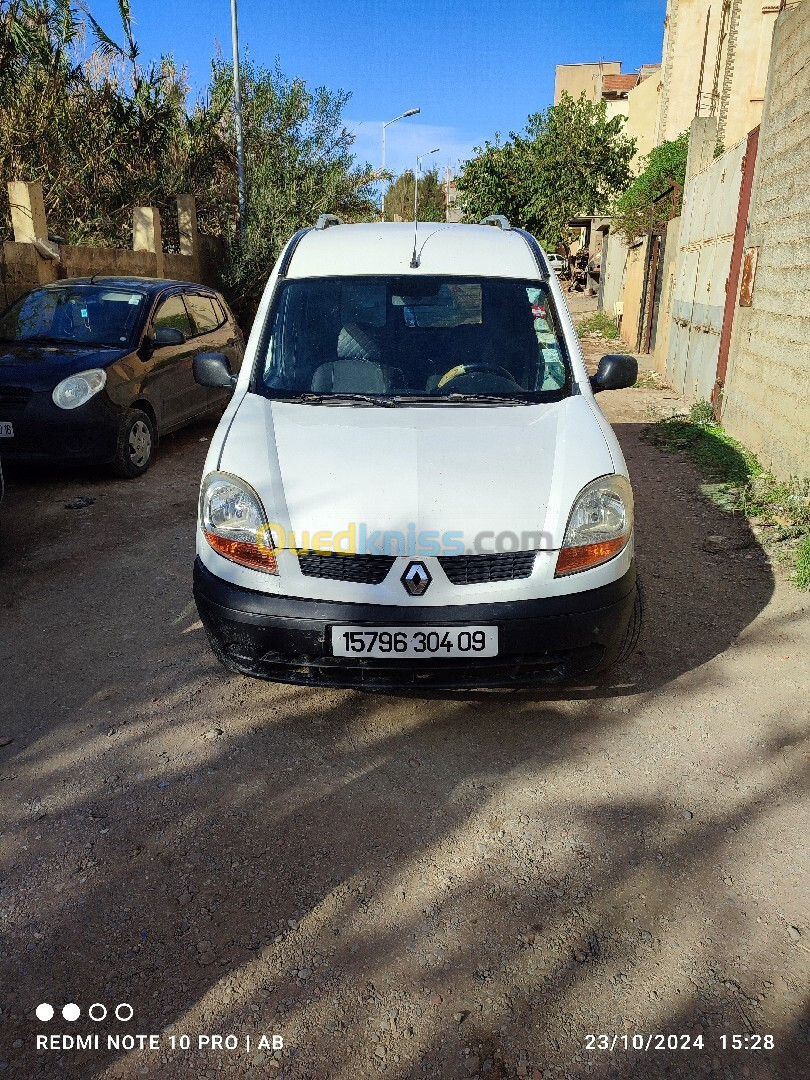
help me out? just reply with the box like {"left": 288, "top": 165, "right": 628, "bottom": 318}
{"left": 185, "top": 294, "right": 222, "bottom": 336}
{"left": 153, "top": 294, "right": 193, "bottom": 339}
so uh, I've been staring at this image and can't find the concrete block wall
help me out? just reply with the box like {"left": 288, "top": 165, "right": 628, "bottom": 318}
{"left": 0, "top": 186, "right": 221, "bottom": 308}
{"left": 722, "top": 0, "right": 810, "bottom": 480}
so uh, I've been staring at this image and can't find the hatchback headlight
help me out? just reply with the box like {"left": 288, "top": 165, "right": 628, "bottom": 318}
{"left": 555, "top": 474, "right": 633, "bottom": 576}
{"left": 200, "top": 472, "right": 277, "bottom": 574}
{"left": 52, "top": 368, "right": 107, "bottom": 410}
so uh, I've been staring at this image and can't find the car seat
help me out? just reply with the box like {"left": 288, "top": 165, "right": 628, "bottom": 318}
{"left": 311, "top": 323, "right": 402, "bottom": 392}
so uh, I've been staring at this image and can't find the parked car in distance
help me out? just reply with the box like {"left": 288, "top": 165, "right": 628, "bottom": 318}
{"left": 0, "top": 277, "right": 243, "bottom": 477}
{"left": 192, "top": 216, "right": 639, "bottom": 689}
{"left": 546, "top": 252, "right": 567, "bottom": 275}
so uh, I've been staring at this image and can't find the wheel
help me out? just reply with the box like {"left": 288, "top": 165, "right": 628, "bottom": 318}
{"left": 613, "top": 575, "right": 644, "bottom": 667}
{"left": 112, "top": 409, "right": 156, "bottom": 478}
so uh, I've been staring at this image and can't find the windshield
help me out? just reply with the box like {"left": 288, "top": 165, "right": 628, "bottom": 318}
{"left": 256, "top": 276, "right": 570, "bottom": 402}
{"left": 0, "top": 285, "right": 146, "bottom": 347}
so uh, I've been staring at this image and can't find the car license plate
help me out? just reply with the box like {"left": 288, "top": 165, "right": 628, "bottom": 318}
{"left": 0, "top": 421, "right": 12, "bottom": 437}
{"left": 331, "top": 625, "right": 498, "bottom": 659}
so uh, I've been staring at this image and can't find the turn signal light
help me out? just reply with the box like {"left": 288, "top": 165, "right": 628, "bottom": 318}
{"left": 203, "top": 531, "right": 278, "bottom": 574}
{"left": 555, "top": 536, "right": 627, "bottom": 576}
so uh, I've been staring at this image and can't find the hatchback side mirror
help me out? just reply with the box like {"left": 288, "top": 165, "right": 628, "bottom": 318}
{"left": 153, "top": 326, "right": 186, "bottom": 347}
{"left": 590, "top": 353, "right": 637, "bottom": 393}
{"left": 193, "top": 351, "right": 236, "bottom": 390}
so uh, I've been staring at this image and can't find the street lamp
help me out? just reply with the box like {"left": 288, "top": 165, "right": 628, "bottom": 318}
{"left": 230, "top": 0, "right": 246, "bottom": 241}
{"left": 413, "top": 148, "right": 440, "bottom": 222}
{"left": 381, "top": 108, "right": 420, "bottom": 219}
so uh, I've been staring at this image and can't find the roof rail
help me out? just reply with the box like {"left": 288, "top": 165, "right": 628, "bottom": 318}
{"left": 480, "top": 214, "right": 511, "bottom": 231}
{"left": 314, "top": 214, "right": 344, "bottom": 230}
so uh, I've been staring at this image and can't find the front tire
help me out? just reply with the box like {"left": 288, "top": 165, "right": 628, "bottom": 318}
{"left": 113, "top": 409, "right": 155, "bottom": 478}
{"left": 612, "top": 575, "right": 644, "bottom": 668}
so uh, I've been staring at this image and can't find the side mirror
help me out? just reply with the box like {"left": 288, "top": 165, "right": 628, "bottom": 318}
{"left": 193, "top": 351, "right": 236, "bottom": 390}
{"left": 590, "top": 353, "right": 637, "bottom": 393}
{"left": 153, "top": 326, "right": 186, "bottom": 347}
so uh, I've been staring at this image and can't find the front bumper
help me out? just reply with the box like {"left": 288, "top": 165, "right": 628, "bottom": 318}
{"left": 0, "top": 391, "right": 120, "bottom": 464}
{"left": 193, "top": 558, "right": 638, "bottom": 689}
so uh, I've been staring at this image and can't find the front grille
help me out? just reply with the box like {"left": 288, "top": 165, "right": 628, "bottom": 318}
{"left": 438, "top": 551, "right": 536, "bottom": 585}
{"left": 298, "top": 552, "right": 396, "bottom": 585}
{"left": 0, "top": 386, "right": 32, "bottom": 410}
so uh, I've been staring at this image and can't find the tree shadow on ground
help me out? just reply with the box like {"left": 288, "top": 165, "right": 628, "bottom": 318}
{"left": 1, "top": 414, "right": 804, "bottom": 1080}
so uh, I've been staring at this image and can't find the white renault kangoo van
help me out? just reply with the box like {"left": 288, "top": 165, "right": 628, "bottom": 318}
{"left": 192, "top": 216, "right": 640, "bottom": 688}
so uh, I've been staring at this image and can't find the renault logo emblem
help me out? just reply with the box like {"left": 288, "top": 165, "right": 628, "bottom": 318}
{"left": 401, "top": 561, "right": 432, "bottom": 596}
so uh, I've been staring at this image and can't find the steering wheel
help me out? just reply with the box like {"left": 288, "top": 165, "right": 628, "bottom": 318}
{"left": 436, "top": 362, "right": 517, "bottom": 390}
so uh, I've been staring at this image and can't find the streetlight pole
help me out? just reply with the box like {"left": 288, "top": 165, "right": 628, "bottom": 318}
{"left": 414, "top": 148, "right": 440, "bottom": 222}
{"left": 231, "top": 0, "right": 247, "bottom": 241}
{"left": 381, "top": 108, "right": 420, "bottom": 219}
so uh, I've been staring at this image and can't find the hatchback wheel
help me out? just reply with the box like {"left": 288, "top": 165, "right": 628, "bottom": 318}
{"left": 113, "top": 409, "right": 156, "bottom": 478}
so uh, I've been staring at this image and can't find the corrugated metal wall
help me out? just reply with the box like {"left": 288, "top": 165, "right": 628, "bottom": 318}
{"left": 665, "top": 138, "right": 747, "bottom": 403}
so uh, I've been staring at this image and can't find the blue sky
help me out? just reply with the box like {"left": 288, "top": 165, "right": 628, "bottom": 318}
{"left": 91, "top": 0, "right": 667, "bottom": 176}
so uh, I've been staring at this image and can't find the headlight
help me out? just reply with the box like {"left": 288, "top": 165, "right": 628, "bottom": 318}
{"left": 52, "top": 368, "right": 107, "bottom": 410}
{"left": 555, "top": 474, "right": 633, "bottom": 576}
{"left": 200, "top": 472, "right": 277, "bottom": 574}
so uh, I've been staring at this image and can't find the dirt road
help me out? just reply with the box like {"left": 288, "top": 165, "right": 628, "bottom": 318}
{"left": 1, "top": 333, "right": 808, "bottom": 1079}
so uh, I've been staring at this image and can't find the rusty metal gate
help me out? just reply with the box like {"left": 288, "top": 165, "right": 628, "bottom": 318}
{"left": 665, "top": 138, "right": 749, "bottom": 403}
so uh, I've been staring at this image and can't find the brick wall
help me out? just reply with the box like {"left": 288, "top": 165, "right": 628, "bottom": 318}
{"left": 722, "top": 0, "right": 810, "bottom": 480}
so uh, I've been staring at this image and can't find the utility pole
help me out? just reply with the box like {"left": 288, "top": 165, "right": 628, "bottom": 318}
{"left": 231, "top": 0, "right": 247, "bottom": 241}
{"left": 381, "top": 108, "right": 420, "bottom": 219}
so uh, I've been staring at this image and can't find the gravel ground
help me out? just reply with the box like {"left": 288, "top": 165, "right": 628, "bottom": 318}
{"left": 1, "top": 305, "right": 808, "bottom": 1079}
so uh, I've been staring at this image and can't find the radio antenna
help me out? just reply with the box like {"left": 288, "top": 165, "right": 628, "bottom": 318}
{"left": 410, "top": 148, "right": 440, "bottom": 268}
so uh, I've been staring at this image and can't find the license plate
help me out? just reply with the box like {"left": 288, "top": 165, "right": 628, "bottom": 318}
{"left": 0, "top": 421, "right": 12, "bottom": 437}
{"left": 331, "top": 625, "right": 498, "bottom": 659}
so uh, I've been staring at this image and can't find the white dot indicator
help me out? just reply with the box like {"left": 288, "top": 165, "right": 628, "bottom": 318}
{"left": 115, "top": 1002, "right": 134, "bottom": 1022}
{"left": 62, "top": 1003, "right": 80, "bottom": 1022}
{"left": 36, "top": 1003, "right": 54, "bottom": 1021}
{"left": 88, "top": 1003, "right": 107, "bottom": 1021}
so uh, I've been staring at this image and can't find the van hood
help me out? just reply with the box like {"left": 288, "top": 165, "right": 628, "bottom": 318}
{"left": 217, "top": 394, "right": 616, "bottom": 552}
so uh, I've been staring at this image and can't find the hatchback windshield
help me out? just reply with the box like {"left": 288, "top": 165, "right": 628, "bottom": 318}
{"left": 0, "top": 285, "right": 146, "bottom": 347}
{"left": 258, "top": 277, "right": 570, "bottom": 402}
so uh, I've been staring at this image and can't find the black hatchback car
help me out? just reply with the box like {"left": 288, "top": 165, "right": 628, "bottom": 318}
{"left": 0, "top": 277, "right": 243, "bottom": 477}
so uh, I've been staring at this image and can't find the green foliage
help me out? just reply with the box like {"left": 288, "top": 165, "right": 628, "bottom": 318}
{"left": 612, "top": 132, "right": 689, "bottom": 241}
{"left": 455, "top": 93, "right": 635, "bottom": 251}
{"left": 577, "top": 310, "right": 620, "bottom": 340}
{"left": 0, "top": 0, "right": 228, "bottom": 246}
{"left": 0, "top": 1, "right": 376, "bottom": 321}
{"left": 215, "top": 58, "right": 376, "bottom": 318}
{"left": 383, "top": 168, "right": 445, "bottom": 222}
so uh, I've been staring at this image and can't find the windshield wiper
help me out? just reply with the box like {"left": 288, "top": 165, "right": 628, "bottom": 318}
{"left": 391, "top": 392, "right": 534, "bottom": 405}
{"left": 442, "top": 393, "right": 534, "bottom": 404}
{"left": 271, "top": 392, "right": 398, "bottom": 406}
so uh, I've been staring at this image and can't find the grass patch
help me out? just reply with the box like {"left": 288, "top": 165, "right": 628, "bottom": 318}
{"left": 577, "top": 310, "right": 621, "bottom": 340}
{"left": 644, "top": 401, "right": 810, "bottom": 589}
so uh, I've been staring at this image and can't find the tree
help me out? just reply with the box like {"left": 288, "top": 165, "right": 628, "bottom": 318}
{"left": 611, "top": 132, "right": 689, "bottom": 241}
{"left": 455, "top": 93, "right": 635, "bottom": 251}
{"left": 0, "top": 1, "right": 378, "bottom": 322}
{"left": 0, "top": 0, "right": 216, "bottom": 246}
{"left": 214, "top": 58, "right": 377, "bottom": 317}
{"left": 383, "top": 168, "right": 445, "bottom": 222}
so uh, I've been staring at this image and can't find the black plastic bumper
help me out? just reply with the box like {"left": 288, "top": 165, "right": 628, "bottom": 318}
{"left": 193, "top": 557, "right": 638, "bottom": 689}
{"left": 0, "top": 391, "right": 120, "bottom": 464}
